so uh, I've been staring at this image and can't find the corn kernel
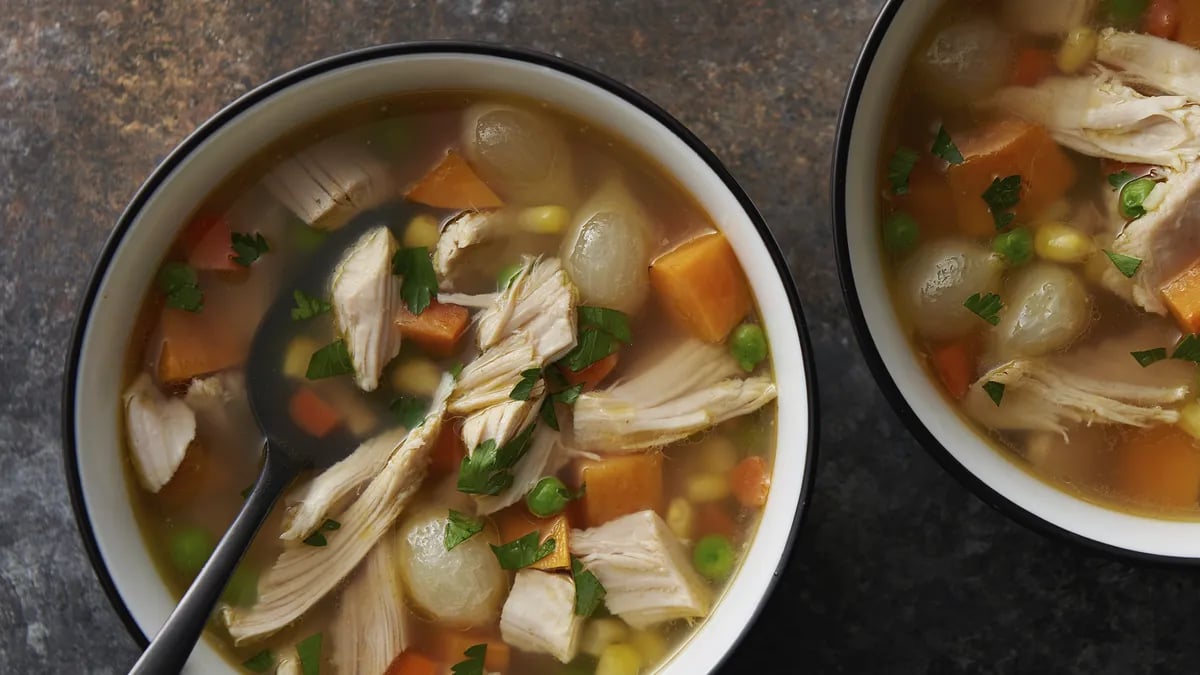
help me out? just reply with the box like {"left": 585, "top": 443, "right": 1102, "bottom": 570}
{"left": 517, "top": 205, "right": 570, "bottom": 234}
{"left": 686, "top": 472, "right": 730, "bottom": 503}
{"left": 665, "top": 497, "right": 694, "bottom": 540}
{"left": 403, "top": 214, "right": 441, "bottom": 248}
{"left": 596, "top": 643, "right": 642, "bottom": 675}
{"left": 1034, "top": 222, "right": 1092, "bottom": 264}
{"left": 391, "top": 358, "right": 442, "bottom": 397}
{"left": 697, "top": 435, "right": 738, "bottom": 473}
{"left": 630, "top": 630, "right": 669, "bottom": 665}
{"left": 1058, "top": 27, "right": 1098, "bottom": 75}
{"left": 321, "top": 386, "right": 378, "bottom": 437}
{"left": 1178, "top": 401, "right": 1200, "bottom": 441}
{"left": 581, "top": 618, "right": 630, "bottom": 658}
{"left": 283, "top": 336, "right": 319, "bottom": 379}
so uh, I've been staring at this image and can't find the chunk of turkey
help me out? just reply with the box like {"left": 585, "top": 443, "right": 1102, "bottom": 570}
{"left": 124, "top": 373, "right": 195, "bottom": 493}
{"left": 572, "top": 338, "right": 777, "bottom": 452}
{"left": 500, "top": 570, "right": 583, "bottom": 663}
{"left": 331, "top": 227, "right": 404, "bottom": 391}
{"left": 461, "top": 396, "right": 545, "bottom": 454}
{"left": 184, "top": 372, "right": 261, "bottom": 456}
{"left": 263, "top": 139, "right": 388, "bottom": 230}
{"left": 1098, "top": 163, "right": 1200, "bottom": 314}
{"left": 331, "top": 539, "right": 410, "bottom": 675}
{"left": 223, "top": 375, "right": 454, "bottom": 643}
{"left": 1000, "top": 0, "right": 1094, "bottom": 35}
{"left": 986, "top": 71, "right": 1200, "bottom": 169}
{"left": 1096, "top": 30, "right": 1200, "bottom": 103}
{"left": 571, "top": 510, "right": 710, "bottom": 629}
{"left": 962, "top": 359, "right": 1188, "bottom": 438}
{"left": 477, "top": 256, "right": 578, "bottom": 362}
{"left": 450, "top": 332, "right": 541, "bottom": 416}
{"left": 434, "top": 209, "right": 511, "bottom": 291}
{"left": 280, "top": 426, "right": 409, "bottom": 541}
{"left": 475, "top": 426, "right": 567, "bottom": 515}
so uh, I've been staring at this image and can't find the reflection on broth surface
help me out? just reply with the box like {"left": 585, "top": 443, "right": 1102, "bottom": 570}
{"left": 122, "top": 92, "right": 777, "bottom": 674}
{"left": 879, "top": 1, "right": 1200, "bottom": 518}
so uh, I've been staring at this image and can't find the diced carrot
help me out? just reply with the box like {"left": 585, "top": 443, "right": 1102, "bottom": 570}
{"left": 288, "top": 388, "right": 341, "bottom": 438}
{"left": 491, "top": 505, "right": 571, "bottom": 571}
{"left": 1145, "top": 0, "right": 1181, "bottom": 39}
{"left": 429, "top": 419, "right": 466, "bottom": 475}
{"left": 1179, "top": 1, "right": 1200, "bottom": 47}
{"left": 385, "top": 652, "right": 438, "bottom": 675}
{"left": 1162, "top": 261, "right": 1200, "bottom": 333}
{"left": 406, "top": 150, "right": 503, "bottom": 210}
{"left": 649, "top": 233, "right": 753, "bottom": 343}
{"left": 156, "top": 308, "right": 244, "bottom": 384}
{"left": 1009, "top": 47, "right": 1056, "bottom": 87}
{"left": 573, "top": 452, "right": 664, "bottom": 527}
{"left": 432, "top": 631, "right": 510, "bottom": 673}
{"left": 1115, "top": 425, "right": 1200, "bottom": 509}
{"left": 694, "top": 502, "right": 736, "bottom": 540}
{"left": 560, "top": 352, "right": 619, "bottom": 391}
{"left": 729, "top": 455, "right": 770, "bottom": 508}
{"left": 892, "top": 161, "right": 955, "bottom": 238}
{"left": 395, "top": 301, "right": 470, "bottom": 358}
{"left": 928, "top": 338, "right": 977, "bottom": 400}
{"left": 946, "top": 119, "right": 1077, "bottom": 237}
{"left": 182, "top": 215, "right": 239, "bottom": 272}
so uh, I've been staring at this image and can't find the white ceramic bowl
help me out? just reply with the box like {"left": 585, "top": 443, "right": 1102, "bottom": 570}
{"left": 834, "top": 1, "right": 1200, "bottom": 562}
{"left": 63, "top": 44, "right": 818, "bottom": 672}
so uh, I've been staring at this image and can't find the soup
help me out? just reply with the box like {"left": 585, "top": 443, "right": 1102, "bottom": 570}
{"left": 878, "top": 1, "right": 1200, "bottom": 516}
{"left": 121, "top": 91, "right": 778, "bottom": 674}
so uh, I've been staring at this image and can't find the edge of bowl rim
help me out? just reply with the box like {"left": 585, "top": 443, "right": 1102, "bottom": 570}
{"left": 60, "top": 40, "right": 823, "bottom": 664}
{"left": 831, "top": 0, "right": 1200, "bottom": 566}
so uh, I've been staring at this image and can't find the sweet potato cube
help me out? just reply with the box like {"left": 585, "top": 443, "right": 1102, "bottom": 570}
{"left": 395, "top": 301, "right": 470, "bottom": 357}
{"left": 1162, "top": 260, "right": 1200, "bottom": 333}
{"left": 491, "top": 506, "right": 571, "bottom": 571}
{"left": 1115, "top": 426, "right": 1200, "bottom": 509}
{"left": 946, "top": 120, "right": 1077, "bottom": 237}
{"left": 406, "top": 151, "right": 503, "bottom": 210}
{"left": 573, "top": 452, "right": 664, "bottom": 527}
{"left": 1179, "top": 3, "right": 1200, "bottom": 48}
{"left": 649, "top": 233, "right": 752, "bottom": 343}
{"left": 156, "top": 308, "right": 244, "bottom": 384}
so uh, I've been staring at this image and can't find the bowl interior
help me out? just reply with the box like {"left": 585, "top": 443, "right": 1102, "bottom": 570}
{"left": 67, "top": 47, "right": 815, "bottom": 672}
{"left": 837, "top": 0, "right": 1200, "bottom": 560}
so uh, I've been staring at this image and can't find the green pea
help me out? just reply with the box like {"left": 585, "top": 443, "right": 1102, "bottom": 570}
{"left": 692, "top": 534, "right": 736, "bottom": 581}
{"left": 288, "top": 219, "right": 327, "bottom": 253}
{"left": 882, "top": 212, "right": 919, "bottom": 253}
{"left": 729, "top": 323, "right": 768, "bottom": 373}
{"left": 526, "top": 476, "right": 571, "bottom": 517}
{"left": 992, "top": 227, "right": 1033, "bottom": 266}
{"left": 366, "top": 118, "right": 413, "bottom": 158}
{"left": 1101, "top": 0, "right": 1149, "bottom": 26}
{"left": 1120, "top": 177, "right": 1156, "bottom": 220}
{"left": 169, "top": 525, "right": 215, "bottom": 576}
{"left": 497, "top": 263, "right": 524, "bottom": 290}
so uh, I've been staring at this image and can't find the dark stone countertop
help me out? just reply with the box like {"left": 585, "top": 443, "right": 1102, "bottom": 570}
{"left": 3, "top": 1, "right": 1199, "bottom": 673}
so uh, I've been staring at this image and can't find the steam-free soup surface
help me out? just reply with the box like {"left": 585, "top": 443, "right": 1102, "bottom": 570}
{"left": 123, "top": 91, "right": 778, "bottom": 674}
{"left": 878, "top": 1, "right": 1200, "bottom": 516}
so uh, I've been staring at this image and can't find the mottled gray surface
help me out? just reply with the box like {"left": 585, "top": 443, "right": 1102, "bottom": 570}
{"left": 3, "top": 1, "right": 1199, "bottom": 674}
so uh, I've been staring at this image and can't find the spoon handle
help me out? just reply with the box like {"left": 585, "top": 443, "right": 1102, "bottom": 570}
{"left": 129, "top": 443, "right": 297, "bottom": 675}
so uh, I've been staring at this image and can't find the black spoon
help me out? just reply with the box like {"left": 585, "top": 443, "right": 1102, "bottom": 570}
{"left": 129, "top": 200, "right": 435, "bottom": 674}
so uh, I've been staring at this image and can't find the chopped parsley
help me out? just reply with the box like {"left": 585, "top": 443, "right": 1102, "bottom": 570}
{"left": 450, "top": 644, "right": 487, "bottom": 675}
{"left": 231, "top": 231, "right": 269, "bottom": 266}
{"left": 559, "top": 307, "right": 632, "bottom": 373}
{"left": 1131, "top": 347, "right": 1168, "bottom": 367}
{"left": 457, "top": 424, "right": 538, "bottom": 495}
{"left": 571, "top": 556, "right": 607, "bottom": 617}
{"left": 887, "top": 146, "right": 920, "bottom": 195}
{"left": 490, "top": 531, "right": 556, "bottom": 570}
{"left": 302, "top": 519, "right": 340, "bottom": 547}
{"left": 241, "top": 650, "right": 274, "bottom": 672}
{"left": 555, "top": 383, "right": 584, "bottom": 405}
{"left": 290, "top": 290, "right": 331, "bottom": 320}
{"left": 1108, "top": 170, "right": 1136, "bottom": 190}
{"left": 305, "top": 340, "right": 354, "bottom": 380}
{"left": 982, "top": 381, "right": 1005, "bottom": 407}
{"left": 1102, "top": 249, "right": 1142, "bottom": 278}
{"left": 510, "top": 368, "right": 544, "bottom": 401}
{"left": 296, "top": 632, "right": 323, "bottom": 675}
{"left": 158, "top": 262, "right": 203, "bottom": 312}
{"left": 389, "top": 395, "right": 427, "bottom": 428}
{"left": 1172, "top": 334, "right": 1200, "bottom": 363}
{"left": 578, "top": 306, "right": 633, "bottom": 343}
{"left": 449, "top": 362, "right": 465, "bottom": 380}
{"left": 931, "top": 125, "right": 964, "bottom": 165}
{"left": 963, "top": 292, "right": 1004, "bottom": 326}
{"left": 391, "top": 246, "right": 438, "bottom": 315}
{"left": 444, "top": 510, "right": 484, "bottom": 551}
{"left": 540, "top": 378, "right": 585, "bottom": 431}
{"left": 982, "top": 175, "right": 1022, "bottom": 230}
{"left": 1119, "top": 177, "right": 1156, "bottom": 220}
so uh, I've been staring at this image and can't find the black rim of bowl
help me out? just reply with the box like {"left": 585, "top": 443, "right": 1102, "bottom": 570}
{"left": 61, "top": 41, "right": 822, "bottom": 661}
{"left": 832, "top": 2, "right": 1199, "bottom": 565}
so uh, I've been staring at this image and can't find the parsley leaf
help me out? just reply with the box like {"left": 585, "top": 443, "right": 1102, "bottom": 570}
{"left": 540, "top": 398, "right": 561, "bottom": 431}
{"left": 322, "top": 518, "right": 340, "bottom": 530}
{"left": 457, "top": 424, "right": 538, "bottom": 495}
{"left": 445, "top": 510, "right": 484, "bottom": 551}
{"left": 242, "top": 650, "right": 274, "bottom": 672}
{"left": 931, "top": 125, "right": 964, "bottom": 165}
{"left": 887, "top": 146, "right": 920, "bottom": 195}
{"left": 510, "top": 368, "right": 543, "bottom": 401}
{"left": 1172, "top": 334, "right": 1200, "bottom": 363}
{"left": 231, "top": 232, "right": 269, "bottom": 266}
{"left": 296, "top": 632, "right": 322, "bottom": 675}
{"left": 983, "top": 381, "right": 1005, "bottom": 407}
{"left": 392, "top": 246, "right": 438, "bottom": 315}
{"left": 963, "top": 292, "right": 1004, "bottom": 326}
{"left": 555, "top": 383, "right": 584, "bottom": 405}
{"left": 1119, "top": 177, "right": 1156, "bottom": 220}
{"left": 558, "top": 306, "right": 632, "bottom": 372}
{"left": 290, "top": 290, "right": 331, "bottom": 320}
{"left": 1102, "top": 250, "right": 1142, "bottom": 278}
{"left": 450, "top": 644, "right": 487, "bottom": 675}
{"left": 490, "top": 531, "right": 556, "bottom": 570}
{"left": 303, "top": 531, "right": 328, "bottom": 547}
{"left": 982, "top": 175, "right": 1022, "bottom": 230}
{"left": 449, "top": 362, "right": 464, "bottom": 380}
{"left": 1108, "top": 170, "right": 1136, "bottom": 190}
{"left": 390, "top": 395, "right": 427, "bottom": 428}
{"left": 578, "top": 307, "right": 633, "bottom": 343}
{"left": 158, "top": 262, "right": 203, "bottom": 312}
{"left": 571, "top": 556, "right": 607, "bottom": 617}
{"left": 306, "top": 340, "right": 354, "bottom": 379}
{"left": 1131, "top": 348, "right": 1167, "bottom": 367}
